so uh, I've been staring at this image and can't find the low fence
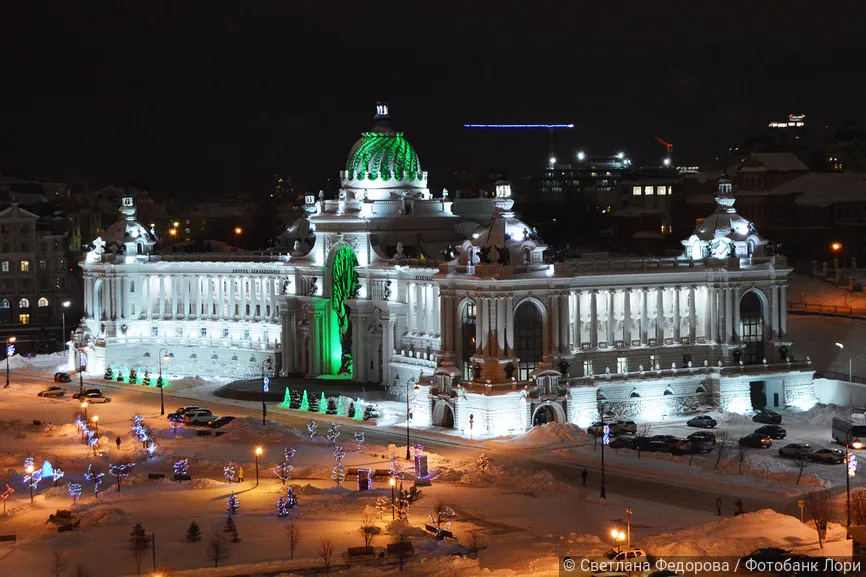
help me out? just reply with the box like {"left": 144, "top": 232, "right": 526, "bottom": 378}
{"left": 788, "top": 301, "right": 866, "bottom": 316}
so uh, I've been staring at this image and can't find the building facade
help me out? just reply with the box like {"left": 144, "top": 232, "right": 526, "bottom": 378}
{"left": 78, "top": 104, "right": 815, "bottom": 435}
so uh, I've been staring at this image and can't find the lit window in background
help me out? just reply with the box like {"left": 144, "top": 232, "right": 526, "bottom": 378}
{"left": 644, "top": 186, "right": 654, "bottom": 195}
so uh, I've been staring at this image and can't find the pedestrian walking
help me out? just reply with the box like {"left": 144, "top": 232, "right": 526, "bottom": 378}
{"left": 581, "top": 468, "right": 588, "bottom": 487}
{"left": 716, "top": 496, "right": 722, "bottom": 516}
{"left": 116, "top": 437, "right": 121, "bottom": 451}
{"left": 238, "top": 466, "right": 244, "bottom": 483}
{"left": 734, "top": 499, "right": 744, "bottom": 516}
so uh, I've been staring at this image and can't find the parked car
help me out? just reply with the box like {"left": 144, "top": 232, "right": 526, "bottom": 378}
{"left": 608, "top": 437, "right": 634, "bottom": 449}
{"left": 752, "top": 410, "right": 782, "bottom": 424}
{"left": 755, "top": 424, "right": 787, "bottom": 439}
{"left": 739, "top": 547, "right": 792, "bottom": 568}
{"left": 649, "top": 435, "right": 680, "bottom": 448}
{"left": 778, "top": 443, "right": 812, "bottom": 458}
{"left": 610, "top": 420, "right": 637, "bottom": 435}
{"left": 590, "top": 548, "right": 650, "bottom": 572}
{"left": 168, "top": 406, "right": 203, "bottom": 420}
{"left": 669, "top": 439, "right": 693, "bottom": 453}
{"left": 687, "top": 432, "right": 717, "bottom": 453}
{"left": 83, "top": 392, "right": 111, "bottom": 403}
{"left": 72, "top": 388, "right": 102, "bottom": 400}
{"left": 632, "top": 437, "right": 668, "bottom": 452}
{"left": 207, "top": 416, "right": 236, "bottom": 429}
{"left": 739, "top": 433, "right": 773, "bottom": 448}
{"left": 588, "top": 422, "right": 613, "bottom": 436}
{"left": 686, "top": 415, "right": 717, "bottom": 428}
{"left": 53, "top": 372, "right": 72, "bottom": 383}
{"left": 183, "top": 410, "right": 215, "bottom": 425}
{"left": 38, "top": 386, "right": 66, "bottom": 398}
{"left": 810, "top": 448, "right": 846, "bottom": 464}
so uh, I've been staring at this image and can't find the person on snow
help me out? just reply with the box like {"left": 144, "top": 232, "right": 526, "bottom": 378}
{"left": 581, "top": 469, "right": 588, "bottom": 487}
{"left": 237, "top": 466, "right": 244, "bottom": 483}
{"left": 716, "top": 496, "right": 722, "bottom": 516}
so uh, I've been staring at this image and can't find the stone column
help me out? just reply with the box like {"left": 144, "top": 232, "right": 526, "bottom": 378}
{"left": 551, "top": 293, "right": 560, "bottom": 353}
{"left": 689, "top": 285, "right": 697, "bottom": 343}
{"left": 655, "top": 288, "right": 664, "bottom": 342}
{"left": 83, "top": 275, "right": 90, "bottom": 318}
{"left": 439, "top": 295, "right": 449, "bottom": 352}
{"left": 733, "top": 286, "right": 742, "bottom": 344}
{"left": 590, "top": 290, "right": 598, "bottom": 348}
{"left": 158, "top": 276, "right": 166, "bottom": 319}
{"left": 780, "top": 284, "right": 788, "bottom": 338}
{"left": 708, "top": 288, "right": 717, "bottom": 343}
{"left": 724, "top": 287, "right": 733, "bottom": 344}
{"left": 673, "top": 286, "right": 681, "bottom": 342}
{"left": 229, "top": 278, "right": 236, "bottom": 319}
{"left": 574, "top": 291, "right": 582, "bottom": 349}
{"left": 496, "top": 296, "right": 506, "bottom": 353}
{"left": 606, "top": 289, "right": 615, "bottom": 346}
{"left": 771, "top": 284, "right": 780, "bottom": 338}
{"left": 418, "top": 284, "right": 425, "bottom": 335}
{"left": 506, "top": 294, "right": 514, "bottom": 354}
{"left": 640, "top": 288, "right": 648, "bottom": 345}
{"left": 623, "top": 289, "right": 632, "bottom": 345}
{"left": 383, "top": 315, "right": 395, "bottom": 384}
{"left": 559, "top": 293, "right": 569, "bottom": 353}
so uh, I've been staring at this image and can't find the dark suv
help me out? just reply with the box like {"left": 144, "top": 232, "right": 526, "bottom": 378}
{"left": 752, "top": 410, "right": 782, "bottom": 424}
{"left": 754, "top": 424, "right": 786, "bottom": 439}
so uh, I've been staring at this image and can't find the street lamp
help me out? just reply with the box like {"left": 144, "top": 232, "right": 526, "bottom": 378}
{"left": 389, "top": 477, "right": 396, "bottom": 520}
{"left": 25, "top": 463, "right": 34, "bottom": 503}
{"left": 626, "top": 507, "right": 633, "bottom": 551}
{"left": 261, "top": 358, "right": 272, "bottom": 426}
{"left": 80, "top": 400, "right": 88, "bottom": 420}
{"left": 599, "top": 401, "right": 613, "bottom": 499}
{"left": 5, "top": 336, "right": 16, "bottom": 388}
{"left": 610, "top": 529, "right": 625, "bottom": 554}
{"left": 91, "top": 415, "right": 99, "bottom": 436}
{"left": 846, "top": 437, "right": 863, "bottom": 531}
{"left": 254, "top": 446, "right": 263, "bottom": 487}
{"left": 234, "top": 227, "right": 244, "bottom": 249}
{"left": 61, "top": 301, "right": 71, "bottom": 352}
{"left": 78, "top": 347, "right": 87, "bottom": 395}
{"left": 158, "top": 348, "right": 171, "bottom": 416}
{"left": 405, "top": 376, "right": 421, "bottom": 460}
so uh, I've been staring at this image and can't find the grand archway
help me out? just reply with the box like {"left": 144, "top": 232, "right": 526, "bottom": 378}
{"left": 432, "top": 400, "right": 455, "bottom": 428}
{"left": 330, "top": 245, "right": 359, "bottom": 375}
{"left": 514, "top": 301, "right": 544, "bottom": 380}
{"left": 460, "top": 300, "right": 476, "bottom": 378}
{"left": 739, "top": 291, "right": 765, "bottom": 365}
{"left": 531, "top": 401, "right": 565, "bottom": 427}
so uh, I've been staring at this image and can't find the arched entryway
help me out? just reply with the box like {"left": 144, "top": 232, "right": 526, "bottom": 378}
{"left": 93, "top": 279, "right": 103, "bottom": 320}
{"left": 739, "top": 290, "right": 765, "bottom": 364}
{"left": 460, "top": 300, "right": 476, "bottom": 378}
{"left": 329, "top": 245, "right": 359, "bottom": 376}
{"left": 515, "top": 300, "right": 544, "bottom": 380}
{"left": 532, "top": 401, "right": 565, "bottom": 427}
{"left": 432, "top": 400, "right": 455, "bottom": 428}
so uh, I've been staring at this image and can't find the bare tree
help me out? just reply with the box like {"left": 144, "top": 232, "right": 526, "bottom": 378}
{"left": 51, "top": 549, "right": 66, "bottom": 577}
{"left": 793, "top": 453, "right": 810, "bottom": 485}
{"left": 737, "top": 445, "right": 750, "bottom": 475}
{"left": 635, "top": 422, "right": 653, "bottom": 459}
{"left": 714, "top": 429, "right": 733, "bottom": 469}
{"left": 129, "top": 523, "right": 151, "bottom": 575}
{"left": 286, "top": 522, "right": 302, "bottom": 560}
{"left": 851, "top": 489, "right": 866, "bottom": 526}
{"left": 803, "top": 489, "right": 831, "bottom": 549}
{"left": 318, "top": 536, "right": 334, "bottom": 573}
{"left": 358, "top": 513, "right": 381, "bottom": 547}
{"left": 206, "top": 532, "right": 231, "bottom": 568}
{"left": 391, "top": 528, "right": 412, "bottom": 572}
{"left": 71, "top": 565, "right": 90, "bottom": 577}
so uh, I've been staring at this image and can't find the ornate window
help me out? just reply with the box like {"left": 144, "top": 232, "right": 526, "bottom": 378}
{"left": 0, "top": 299, "right": 9, "bottom": 309}
{"left": 18, "top": 298, "right": 29, "bottom": 308}
{"left": 37, "top": 297, "right": 49, "bottom": 307}
{"left": 200, "top": 327, "right": 207, "bottom": 338}
{"left": 222, "top": 327, "right": 230, "bottom": 339}
{"left": 740, "top": 291, "right": 764, "bottom": 365}
{"left": 514, "top": 302, "right": 543, "bottom": 381}
{"left": 461, "top": 300, "right": 476, "bottom": 378}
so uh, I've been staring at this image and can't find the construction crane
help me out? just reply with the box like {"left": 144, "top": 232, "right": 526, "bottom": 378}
{"left": 464, "top": 124, "right": 575, "bottom": 166}
{"left": 654, "top": 135, "right": 673, "bottom": 166}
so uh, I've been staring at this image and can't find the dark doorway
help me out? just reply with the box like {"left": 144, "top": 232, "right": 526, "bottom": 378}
{"left": 433, "top": 402, "right": 455, "bottom": 428}
{"left": 461, "top": 301, "right": 476, "bottom": 378}
{"left": 533, "top": 404, "right": 557, "bottom": 426}
{"left": 515, "top": 302, "right": 544, "bottom": 380}
{"left": 773, "top": 392, "right": 780, "bottom": 408}
{"left": 740, "top": 291, "right": 765, "bottom": 365}
{"left": 749, "top": 380, "right": 766, "bottom": 410}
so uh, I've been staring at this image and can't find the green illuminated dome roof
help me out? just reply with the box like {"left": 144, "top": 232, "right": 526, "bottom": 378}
{"left": 343, "top": 103, "right": 425, "bottom": 184}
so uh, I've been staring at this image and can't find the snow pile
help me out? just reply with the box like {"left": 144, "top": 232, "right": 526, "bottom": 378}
{"left": 166, "top": 376, "right": 228, "bottom": 391}
{"left": 506, "top": 423, "right": 590, "bottom": 448}
{"left": 217, "top": 416, "right": 303, "bottom": 443}
{"left": 798, "top": 402, "right": 842, "bottom": 425}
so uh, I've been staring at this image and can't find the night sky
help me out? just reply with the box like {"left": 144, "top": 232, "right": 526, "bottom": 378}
{"left": 2, "top": 2, "right": 864, "bottom": 197}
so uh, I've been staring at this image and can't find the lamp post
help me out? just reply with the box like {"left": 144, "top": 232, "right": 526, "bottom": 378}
{"left": 5, "top": 336, "right": 16, "bottom": 388}
{"left": 234, "top": 227, "right": 244, "bottom": 249}
{"left": 25, "top": 463, "right": 34, "bottom": 503}
{"left": 78, "top": 348, "right": 87, "bottom": 395}
{"left": 389, "top": 477, "right": 396, "bottom": 520}
{"left": 599, "top": 401, "right": 613, "bottom": 499}
{"left": 92, "top": 415, "right": 98, "bottom": 436}
{"left": 626, "top": 507, "right": 632, "bottom": 551}
{"left": 846, "top": 438, "right": 863, "bottom": 531}
{"left": 158, "top": 348, "right": 170, "bottom": 416}
{"left": 405, "top": 376, "right": 421, "bottom": 460}
{"left": 610, "top": 529, "right": 625, "bottom": 554}
{"left": 254, "top": 446, "right": 263, "bottom": 487}
{"left": 261, "top": 358, "right": 272, "bottom": 426}
{"left": 836, "top": 343, "right": 853, "bottom": 411}
{"left": 61, "top": 301, "right": 71, "bottom": 352}
{"left": 151, "top": 532, "right": 157, "bottom": 573}
{"left": 80, "top": 400, "right": 88, "bottom": 421}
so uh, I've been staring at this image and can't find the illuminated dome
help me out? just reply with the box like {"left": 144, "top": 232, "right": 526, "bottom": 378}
{"left": 683, "top": 176, "right": 766, "bottom": 259}
{"left": 340, "top": 103, "right": 428, "bottom": 198}
{"left": 466, "top": 199, "right": 546, "bottom": 265}
{"left": 86, "top": 197, "right": 157, "bottom": 262}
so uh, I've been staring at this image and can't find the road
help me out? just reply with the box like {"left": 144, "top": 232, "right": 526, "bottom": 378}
{"left": 8, "top": 370, "right": 828, "bottom": 519}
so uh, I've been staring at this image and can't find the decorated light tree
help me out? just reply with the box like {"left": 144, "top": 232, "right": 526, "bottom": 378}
{"left": 224, "top": 514, "right": 236, "bottom": 534}
{"left": 276, "top": 494, "right": 290, "bottom": 517}
{"left": 317, "top": 392, "right": 327, "bottom": 414}
{"left": 226, "top": 492, "right": 240, "bottom": 514}
{"left": 326, "top": 423, "right": 340, "bottom": 446}
{"left": 273, "top": 461, "right": 293, "bottom": 486}
{"left": 146, "top": 441, "right": 158, "bottom": 458}
{"left": 354, "top": 431, "right": 365, "bottom": 453}
{"left": 285, "top": 486, "right": 297, "bottom": 509}
{"left": 476, "top": 453, "right": 490, "bottom": 474}
{"left": 68, "top": 483, "right": 82, "bottom": 505}
{"left": 299, "top": 390, "right": 309, "bottom": 411}
{"left": 336, "top": 396, "right": 345, "bottom": 417}
{"left": 1, "top": 484, "right": 15, "bottom": 513}
{"left": 168, "top": 414, "right": 183, "bottom": 435}
{"left": 282, "top": 388, "right": 292, "bottom": 407}
{"left": 223, "top": 462, "right": 236, "bottom": 484}
{"left": 307, "top": 421, "right": 317, "bottom": 441}
{"left": 131, "top": 414, "right": 149, "bottom": 447}
{"left": 429, "top": 501, "right": 456, "bottom": 532}
{"left": 84, "top": 464, "right": 104, "bottom": 499}
{"left": 331, "top": 446, "right": 346, "bottom": 485}
{"left": 174, "top": 458, "right": 189, "bottom": 478}
{"left": 353, "top": 398, "right": 364, "bottom": 421}
{"left": 109, "top": 463, "right": 135, "bottom": 492}
{"left": 389, "top": 455, "right": 405, "bottom": 480}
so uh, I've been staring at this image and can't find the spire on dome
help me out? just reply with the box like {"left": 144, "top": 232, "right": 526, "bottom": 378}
{"left": 371, "top": 101, "right": 393, "bottom": 134}
{"left": 120, "top": 196, "right": 137, "bottom": 222}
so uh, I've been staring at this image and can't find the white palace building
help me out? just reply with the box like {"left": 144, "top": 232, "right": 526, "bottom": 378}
{"left": 75, "top": 103, "right": 816, "bottom": 436}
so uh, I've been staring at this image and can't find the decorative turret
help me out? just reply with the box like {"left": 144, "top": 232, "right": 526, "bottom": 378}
{"left": 85, "top": 197, "right": 158, "bottom": 262}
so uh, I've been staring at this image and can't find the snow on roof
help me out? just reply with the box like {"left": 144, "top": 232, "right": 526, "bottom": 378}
{"left": 739, "top": 152, "right": 809, "bottom": 172}
{"left": 776, "top": 172, "right": 866, "bottom": 207}
{"left": 0, "top": 203, "right": 39, "bottom": 219}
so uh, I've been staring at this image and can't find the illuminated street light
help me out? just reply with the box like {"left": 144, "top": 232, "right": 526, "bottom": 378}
{"left": 25, "top": 463, "right": 35, "bottom": 503}
{"left": 832, "top": 242, "right": 843, "bottom": 252}
{"left": 611, "top": 529, "right": 626, "bottom": 554}
{"left": 577, "top": 151, "right": 586, "bottom": 161}
{"left": 663, "top": 158, "right": 671, "bottom": 166}
{"left": 62, "top": 301, "right": 71, "bottom": 350}
{"left": 5, "top": 336, "right": 16, "bottom": 388}
{"left": 80, "top": 400, "right": 88, "bottom": 420}
{"left": 168, "top": 229, "right": 177, "bottom": 237}
{"left": 91, "top": 415, "right": 99, "bottom": 436}
{"left": 389, "top": 477, "right": 396, "bottom": 520}
{"left": 616, "top": 152, "right": 625, "bottom": 160}
{"left": 254, "top": 446, "right": 263, "bottom": 486}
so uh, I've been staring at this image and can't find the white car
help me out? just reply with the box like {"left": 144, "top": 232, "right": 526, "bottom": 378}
{"left": 183, "top": 410, "right": 216, "bottom": 425}
{"left": 590, "top": 548, "right": 650, "bottom": 573}
{"left": 83, "top": 392, "right": 111, "bottom": 403}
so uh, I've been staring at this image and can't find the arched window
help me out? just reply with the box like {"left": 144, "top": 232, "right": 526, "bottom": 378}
{"left": 211, "top": 354, "right": 218, "bottom": 360}
{"left": 663, "top": 388, "right": 674, "bottom": 396}
{"left": 630, "top": 390, "right": 641, "bottom": 398}
{"left": 522, "top": 247, "right": 531, "bottom": 265}
{"left": 143, "top": 352, "right": 151, "bottom": 357}
{"left": 190, "top": 353, "right": 197, "bottom": 359}
{"left": 695, "top": 385, "right": 707, "bottom": 394}
{"left": 514, "top": 301, "right": 544, "bottom": 380}
{"left": 460, "top": 300, "right": 476, "bottom": 378}
{"left": 37, "top": 297, "right": 49, "bottom": 307}
{"left": 19, "top": 298, "right": 30, "bottom": 308}
{"left": 740, "top": 291, "right": 765, "bottom": 365}
{"left": 0, "top": 299, "right": 9, "bottom": 309}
